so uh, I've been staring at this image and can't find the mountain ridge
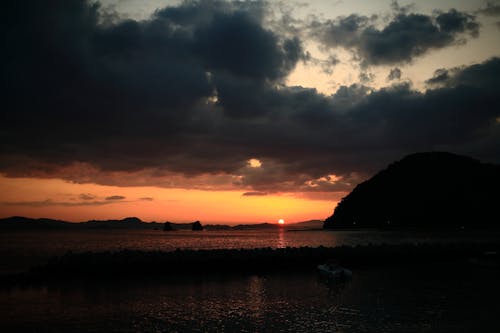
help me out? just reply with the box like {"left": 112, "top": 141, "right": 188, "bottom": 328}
{"left": 0, "top": 217, "right": 322, "bottom": 231}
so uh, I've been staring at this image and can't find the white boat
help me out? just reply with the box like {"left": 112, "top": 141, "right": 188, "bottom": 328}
{"left": 317, "top": 263, "right": 352, "bottom": 280}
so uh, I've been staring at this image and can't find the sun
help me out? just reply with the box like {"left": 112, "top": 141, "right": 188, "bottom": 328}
{"left": 278, "top": 219, "right": 285, "bottom": 225}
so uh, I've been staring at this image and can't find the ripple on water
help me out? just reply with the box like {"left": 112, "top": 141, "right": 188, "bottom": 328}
{"left": 2, "top": 264, "right": 499, "bottom": 332}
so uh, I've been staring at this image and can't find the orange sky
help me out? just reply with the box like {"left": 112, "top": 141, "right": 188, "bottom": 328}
{"left": 0, "top": 175, "right": 337, "bottom": 224}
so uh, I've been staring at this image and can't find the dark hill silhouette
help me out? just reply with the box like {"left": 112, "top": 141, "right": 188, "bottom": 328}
{"left": 323, "top": 152, "right": 500, "bottom": 229}
{"left": 0, "top": 217, "right": 163, "bottom": 230}
{"left": 232, "top": 223, "right": 279, "bottom": 230}
{"left": 287, "top": 220, "right": 323, "bottom": 230}
{"left": 83, "top": 217, "right": 150, "bottom": 229}
{"left": 0, "top": 216, "right": 71, "bottom": 230}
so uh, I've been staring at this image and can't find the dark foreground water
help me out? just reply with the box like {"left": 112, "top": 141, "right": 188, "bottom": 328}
{"left": 1, "top": 263, "right": 499, "bottom": 332}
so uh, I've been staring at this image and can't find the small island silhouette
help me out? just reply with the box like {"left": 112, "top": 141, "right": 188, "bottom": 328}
{"left": 324, "top": 152, "right": 500, "bottom": 229}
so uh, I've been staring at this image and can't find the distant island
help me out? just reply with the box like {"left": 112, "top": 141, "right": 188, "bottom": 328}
{"left": 0, "top": 216, "right": 164, "bottom": 230}
{"left": 324, "top": 152, "right": 500, "bottom": 230}
{"left": 0, "top": 216, "right": 322, "bottom": 231}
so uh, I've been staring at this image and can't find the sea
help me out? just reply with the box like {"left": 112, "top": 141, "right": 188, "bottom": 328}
{"left": 1, "top": 229, "right": 499, "bottom": 332}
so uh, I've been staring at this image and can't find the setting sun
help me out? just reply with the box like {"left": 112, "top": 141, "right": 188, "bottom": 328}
{"left": 278, "top": 219, "right": 285, "bottom": 225}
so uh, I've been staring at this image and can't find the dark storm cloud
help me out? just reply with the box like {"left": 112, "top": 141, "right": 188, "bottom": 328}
{"left": 426, "top": 58, "right": 500, "bottom": 89}
{"left": 311, "top": 9, "right": 479, "bottom": 65}
{"left": 194, "top": 13, "right": 303, "bottom": 80}
{"left": 0, "top": 0, "right": 305, "bottom": 170}
{"left": 360, "top": 67, "right": 495, "bottom": 150}
{"left": 204, "top": 57, "right": 499, "bottom": 192}
{"left": 105, "top": 195, "right": 126, "bottom": 201}
{"left": 426, "top": 68, "right": 451, "bottom": 86}
{"left": 0, "top": 0, "right": 499, "bottom": 194}
{"left": 243, "top": 57, "right": 500, "bottom": 189}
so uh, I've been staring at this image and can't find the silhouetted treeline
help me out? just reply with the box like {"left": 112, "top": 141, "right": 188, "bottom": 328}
{"left": 3, "top": 242, "right": 498, "bottom": 284}
{"left": 192, "top": 221, "right": 203, "bottom": 231}
{"left": 324, "top": 152, "right": 500, "bottom": 229}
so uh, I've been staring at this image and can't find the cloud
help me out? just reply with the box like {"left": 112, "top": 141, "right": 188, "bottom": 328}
{"left": 311, "top": 8, "right": 479, "bottom": 65}
{"left": 139, "top": 197, "right": 154, "bottom": 201}
{"left": 359, "top": 72, "right": 375, "bottom": 83}
{"left": 479, "top": 1, "right": 500, "bottom": 29}
{"left": 194, "top": 12, "right": 304, "bottom": 80}
{"left": 79, "top": 193, "right": 96, "bottom": 200}
{"left": 0, "top": 1, "right": 499, "bottom": 196}
{"left": 316, "top": 55, "right": 340, "bottom": 75}
{"left": 0, "top": 0, "right": 304, "bottom": 169}
{"left": 2, "top": 199, "right": 126, "bottom": 207}
{"left": 477, "top": 2, "right": 500, "bottom": 16}
{"left": 390, "top": 0, "right": 414, "bottom": 15}
{"left": 387, "top": 68, "right": 402, "bottom": 81}
{"left": 426, "top": 58, "right": 500, "bottom": 89}
{"left": 425, "top": 68, "right": 451, "bottom": 86}
{"left": 242, "top": 191, "right": 268, "bottom": 196}
{"left": 105, "top": 195, "right": 126, "bottom": 201}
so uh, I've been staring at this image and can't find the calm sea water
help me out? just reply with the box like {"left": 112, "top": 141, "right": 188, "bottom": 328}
{"left": 1, "top": 229, "right": 499, "bottom": 332}
{"left": 0, "top": 229, "right": 498, "bottom": 274}
{"left": 1, "top": 264, "right": 499, "bottom": 332}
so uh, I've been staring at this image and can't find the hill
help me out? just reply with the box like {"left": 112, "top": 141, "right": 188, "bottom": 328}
{"left": 0, "top": 216, "right": 72, "bottom": 230}
{"left": 232, "top": 223, "right": 279, "bottom": 230}
{"left": 323, "top": 152, "right": 500, "bottom": 229}
{"left": 0, "top": 217, "right": 163, "bottom": 230}
{"left": 287, "top": 220, "right": 323, "bottom": 229}
{"left": 81, "top": 217, "right": 163, "bottom": 229}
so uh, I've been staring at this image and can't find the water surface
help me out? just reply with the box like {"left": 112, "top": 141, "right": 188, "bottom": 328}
{"left": 1, "top": 263, "right": 498, "bottom": 332}
{"left": 1, "top": 229, "right": 498, "bottom": 274}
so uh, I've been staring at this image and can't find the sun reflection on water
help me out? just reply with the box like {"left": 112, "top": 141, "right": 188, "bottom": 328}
{"left": 277, "top": 228, "right": 287, "bottom": 248}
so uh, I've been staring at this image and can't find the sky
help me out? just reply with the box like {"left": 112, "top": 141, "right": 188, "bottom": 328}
{"left": 1, "top": 0, "right": 499, "bottom": 223}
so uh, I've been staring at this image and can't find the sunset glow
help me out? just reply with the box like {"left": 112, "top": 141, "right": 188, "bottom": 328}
{"left": 278, "top": 219, "right": 285, "bottom": 225}
{"left": 0, "top": 175, "right": 336, "bottom": 223}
